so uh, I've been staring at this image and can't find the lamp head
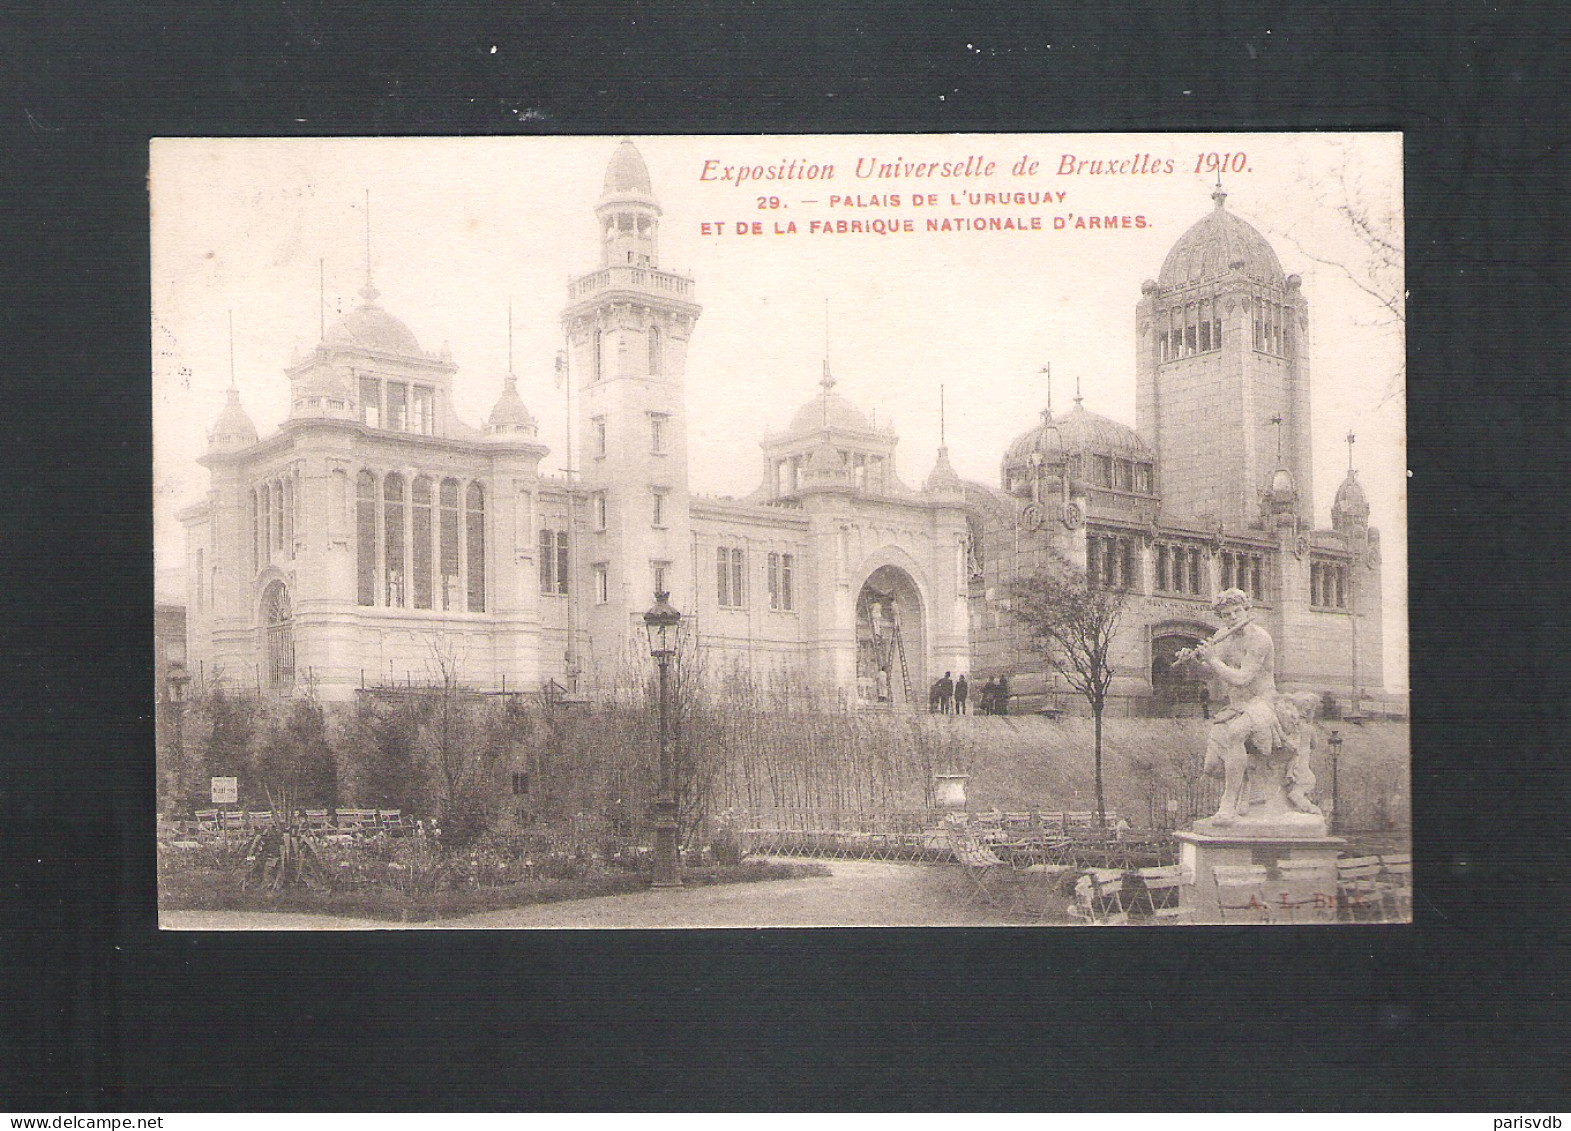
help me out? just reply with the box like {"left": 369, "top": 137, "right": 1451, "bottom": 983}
{"left": 642, "top": 590, "right": 683, "bottom": 658}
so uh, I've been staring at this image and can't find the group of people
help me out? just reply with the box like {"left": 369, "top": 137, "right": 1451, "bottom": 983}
{"left": 928, "top": 672, "right": 1011, "bottom": 715}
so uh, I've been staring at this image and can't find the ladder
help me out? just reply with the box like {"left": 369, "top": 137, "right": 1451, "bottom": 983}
{"left": 889, "top": 620, "right": 914, "bottom": 707}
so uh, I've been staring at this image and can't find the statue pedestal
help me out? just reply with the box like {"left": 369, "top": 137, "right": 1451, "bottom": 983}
{"left": 1175, "top": 824, "right": 1346, "bottom": 923}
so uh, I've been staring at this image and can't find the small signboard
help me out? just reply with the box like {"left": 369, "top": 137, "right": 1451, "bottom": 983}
{"left": 211, "top": 776, "right": 238, "bottom": 804}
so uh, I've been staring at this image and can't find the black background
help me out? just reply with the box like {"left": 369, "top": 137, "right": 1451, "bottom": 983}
{"left": 2, "top": 1, "right": 1566, "bottom": 1111}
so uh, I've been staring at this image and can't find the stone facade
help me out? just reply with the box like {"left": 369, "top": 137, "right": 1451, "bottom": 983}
{"left": 180, "top": 142, "right": 1387, "bottom": 714}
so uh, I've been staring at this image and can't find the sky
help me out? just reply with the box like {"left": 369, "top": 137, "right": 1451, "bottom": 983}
{"left": 152, "top": 133, "right": 1407, "bottom": 691}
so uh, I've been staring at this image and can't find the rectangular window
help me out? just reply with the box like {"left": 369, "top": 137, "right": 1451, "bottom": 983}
{"left": 411, "top": 386, "right": 434, "bottom": 434}
{"left": 1189, "top": 548, "right": 1203, "bottom": 595}
{"left": 651, "top": 490, "right": 666, "bottom": 528}
{"left": 557, "top": 530, "right": 569, "bottom": 595}
{"left": 511, "top": 771, "right": 530, "bottom": 796}
{"left": 386, "top": 382, "right": 408, "bottom": 432}
{"left": 717, "top": 546, "right": 746, "bottom": 607}
{"left": 1154, "top": 545, "right": 1169, "bottom": 592}
{"left": 593, "top": 417, "right": 607, "bottom": 458}
{"left": 359, "top": 376, "right": 380, "bottom": 428}
{"left": 1094, "top": 455, "right": 1113, "bottom": 487}
{"left": 594, "top": 492, "right": 608, "bottom": 532}
{"left": 593, "top": 563, "right": 609, "bottom": 604}
{"left": 781, "top": 552, "right": 793, "bottom": 610}
{"left": 716, "top": 546, "right": 730, "bottom": 606}
{"left": 768, "top": 552, "right": 780, "bottom": 609}
{"left": 540, "top": 529, "right": 555, "bottom": 594}
{"left": 439, "top": 479, "right": 460, "bottom": 610}
{"left": 649, "top": 413, "right": 667, "bottom": 454}
{"left": 412, "top": 478, "right": 433, "bottom": 609}
{"left": 732, "top": 548, "right": 745, "bottom": 608}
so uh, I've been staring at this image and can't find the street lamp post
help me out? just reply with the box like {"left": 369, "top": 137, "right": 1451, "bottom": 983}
{"left": 643, "top": 590, "right": 684, "bottom": 889}
{"left": 164, "top": 660, "right": 192, "bottom": 814}
{"left": 1326, "top": 728, "right": 1343, "bottom": 836}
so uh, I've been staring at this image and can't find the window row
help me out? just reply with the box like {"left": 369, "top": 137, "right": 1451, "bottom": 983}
{"left": 1154, "top": 543, "right": 1206, "bottom": 596}
{"left": 359, "top": 376, "right": 435, "bottom": 434}
{"left": 356, "top": 472, "right": 485, "bottom": 612}
{"left": 1219, "top": 550, "right": 1264, "bottom": 602}
{"left": 1089, "top": 454, "right": 1156, "bottom": 494}
{"left": 252, "top": 469, "right": 301, "bottom": 568}
{"left": 1159, "top": 299, "right": 1224, "bottom": 361}
{"left": 1252, "top": 299, "right": 1293, "bottom": 357}
{"left": 1087, "top": 533, "right": 1138, "bottom": 590}
{"left": 774, "top": 450, "right": 887, "bottom": 496}
{"left": 1310, "top": 560, "right": 1348, "bottom": 609}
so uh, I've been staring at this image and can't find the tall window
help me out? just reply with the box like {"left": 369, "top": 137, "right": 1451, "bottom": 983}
{"left": 717, "top": 546, "right": 746, "bottom": 607}
{"left": 384, "top": 473, "right": 406, "bottom": 607}
{"left": 440, "top": 478, "right": 460, "bottom": 610}
{"left": 1221, "top": 550, "right": 1265, "bottom": 601}
{"left": 651, "top": 490, "right": 666, "bottom": 528}
{"left": 539, "top": 528, "right": 570, "bottom": 595}
{"left": 356, "top": 471, "right": 377, "bottom": 605}
{"left": 649, "top": 412, "right": 667, "bottom": 454}
{"left": 648, "top": 324, "right": 662, "bottom": 376}
{"left": 593, "top": 563, "right": 609, "bottom": 604}
{"left": 194, "top": 548, "right": 204, "bottom": 610}
{"left": 466, "top": 482, "right": 485, "bottom": 612}
{"left": 262, "top": 581, "right": 294, "bottom": 691}
{"left": 251, "top": 487, "right": 260, "bottom": 569}
{"left": 594, "top": 492, "right": 608, "bottom": 531}
{"left": 593, "top": 417, "right": 607, "bottom": 457}
{"left": 410, "top": 386, "right": 433, "bottom": 434}
{"left": 360, "top": 376, "right": 380, "bottom": 428}
{"left": 768, "top": 552, "right": 794, "bottom": 611}
{"left": 411, "top": 476, "right": 433, "bottom": 609}
{"left": 1088, "top": 533, "right": 1136, "bottom": 590}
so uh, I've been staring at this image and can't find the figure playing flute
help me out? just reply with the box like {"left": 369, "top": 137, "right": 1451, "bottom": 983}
{"left": 1187, "top": 587, "right": 1280, "bottom": 826}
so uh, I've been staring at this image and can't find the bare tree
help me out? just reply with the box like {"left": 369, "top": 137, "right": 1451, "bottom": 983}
{"left": 1008, "top": 552, "right": 1127, "bottom": 830}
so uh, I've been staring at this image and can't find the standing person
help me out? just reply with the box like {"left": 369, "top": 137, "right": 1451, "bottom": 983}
{"left": 937, "top": 671, "right": 954, "bottom": 714}
{"left": 929, "top": 678, "right": 944, "bottom": 713}
{"left": 979, "top": 676, "right": 997, "bottom": 715}
{"left": 954, "top": 673, "right": 969, "bottom": 715}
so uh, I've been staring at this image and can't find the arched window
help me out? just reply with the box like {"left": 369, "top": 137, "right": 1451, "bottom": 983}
{"left": 262, "top": 581, "right": 294, "bottom": 691}
{"left": 440, "top": 478, "right": 460, "bottom": 610}
{"left": 260, "top": 484, "right": 272, "bottom": 564}
{"left": 282, "top": 473, "right": 294, "bottom": 557}
{"left": 466, "top": 482, "right": 486, "bottom": 612}
{"left": 356, "top": 471, "right": 377, "bottom": 605}
{"left": 384, "top": 472, "right": 406, "bottom": 607}
{"left": 648, "top": 323, "right": 662, "bottom": 376}
{"left": 272, "top": 480, "right": 284, "bottom": 551}
{"left": 411, "top": 476, "right": 433, "bottom": 609}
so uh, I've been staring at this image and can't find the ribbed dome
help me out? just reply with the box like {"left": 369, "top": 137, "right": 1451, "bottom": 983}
{"left": 485, "top": 375, "right": 538, "bottom": 437}
{"left": 324, "top": 286, "right": 422, "bottom": 356}
{"left": 1333, "top": 469, "right": 1370, "bottom": 520}
{"left": 1003, "top": 401, "right": 1152, "bottom": 465}
{"left": 1158, "top": 190, "right": 1285, "bottom": 289}
{"left": 789, "top": 390, "right": 873, "bottom": 436}
{"left": 603, "top": 139, "right": 654, "bottom": 198}
{"left": 208, "top": 387, "right": 258, "bottom": 452}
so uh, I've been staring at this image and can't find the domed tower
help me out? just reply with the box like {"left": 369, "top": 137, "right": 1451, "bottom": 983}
{"left": 1135, "top": 187, "right": 1311, "bottom": 530}
{"left": 760, "top": 365, "right": 900, "bottom": 501}
{"left": 1332, "top": 468, "right": 1371, "bottom": 535}
{"left": 1001, "top": 396, "right": 1157, "bottom": 517}
{"left": 207, "top": 386, "right": 258, "bottom": 454}
{"left": 564, "top": 140, "right": 701, "bottom": 651}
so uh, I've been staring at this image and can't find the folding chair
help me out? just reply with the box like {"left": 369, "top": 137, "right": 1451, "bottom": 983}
{"left": 1336, "top": 855, "right": 1385, "bottom": 920}
{"left": 1068, "top": 868, "right": 1129, "bottom": 925}
{"left": 1130, "top": 864, "right": 1190, "bottom": 922}
{"left": 1379, "top": 854, "right": 1412, "bottom": 921}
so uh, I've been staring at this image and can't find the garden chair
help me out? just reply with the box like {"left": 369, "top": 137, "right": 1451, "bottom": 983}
{"left": 1336, "top": 855, "right": 1385, "bottom": 920}
{"left": 1213, "top": 864, "right": 1275, "bottom": 924}
{"left": 193, "top": 809, "right": 219, "bottom": 833}
{"left": 1068, "top": 868, "right": 1129, "bottom": 925}
{"left": 1128, "top": 864, "right": 1190, "bottom": 922}
{"left": 949, "top": 832, "right": 1013, "bottom": 911}
{"left": 1379, "top": 854, "right": 1412, "bottom": 920}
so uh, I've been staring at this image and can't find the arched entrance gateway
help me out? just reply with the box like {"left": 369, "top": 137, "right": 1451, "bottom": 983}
{"left": 261, "top": 580, "right": 294, "bottom": 692}
{"left": 1151, "top": 628, "right": 1208, "bottom": 714}
{"left": 855, "top": 565, "right": 925, "bottom": 709}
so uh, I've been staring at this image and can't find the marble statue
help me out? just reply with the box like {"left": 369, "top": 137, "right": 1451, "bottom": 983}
{"left": 1180, "top": 588, "right": 1327, "bottom": 835}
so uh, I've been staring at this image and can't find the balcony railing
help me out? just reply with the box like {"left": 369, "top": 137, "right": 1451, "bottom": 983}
{"left": 569, "top": 265, "right": 695, "bottom": 301}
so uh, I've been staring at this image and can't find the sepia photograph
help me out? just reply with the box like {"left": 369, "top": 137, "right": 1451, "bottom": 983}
{"left": 152, "top": 132, "right": 1408, "bottom": 928}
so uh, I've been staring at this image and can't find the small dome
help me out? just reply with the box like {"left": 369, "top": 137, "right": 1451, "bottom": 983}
{"left": 485, "top": 375, "right": 538, "bottom": 437}
{"left": 1003, "top": 400, "right": 1152, "bottom": 466}
{"left": 788, "top": 390, "right": 873, "bottom": 436}
{"left": 603, "top": 139, "right": 654, "bottom": 198}
{"left": 1269, "top": 467, "right": 1299, "bottom": 511}
{"left": 1158, "top": 190, "right": 1286, "bottom": 289}
{"left": 324, "top": 285, "right": 423, "bottom": 356}
{"left": 801, "top": 435, "right": 852, "bottom": 486}
{"left": 923, "top": 447, "right": 964, "bottom": 494}
{"left": 1333, "top": 469, "right": 1371, "bottom": 521}
{"left": 208, "top": 387, "right": 258, "bottom": 452}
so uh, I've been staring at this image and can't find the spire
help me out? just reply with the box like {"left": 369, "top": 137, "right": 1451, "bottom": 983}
{"left": 1212, "top": 171, "right": 1227, "bottom": 210}
{"left": 1074, "top": 372, "right": 1083, "bottom": 409}
{"left": 360, "top": 189, "right": 380, "bottom": 305}
{"left": 227, "top": 310, "right": 236, "bottom": 388}
{"left": 1346, "top": 430, "right": 1357, "bottom": 472}
{"left": 1039, "top": 363, "right": 1052, "bottom": 424}
{"left": 939, "top": 384, "right": 946, "bottom": 447}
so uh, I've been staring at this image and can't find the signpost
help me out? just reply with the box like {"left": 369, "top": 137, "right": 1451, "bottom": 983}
{"left": 211, "top": 776, "right": 238, "bottom": 805}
